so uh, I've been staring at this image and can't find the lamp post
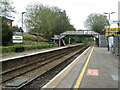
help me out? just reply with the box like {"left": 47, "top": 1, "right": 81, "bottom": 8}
{"left": 103, "top": 12, "right": 116, "bottom": 27}
{"left": 21, "top": 12, "right": 26, "bottom": 51}
{"left": 104, "top": 12, "right": 115, "bottom": 21}
{"left": 104, "top": 12, "right": 116, "bottom": 36}
{"left": 22, "top": 12, "right": 26, "bottom": 30}
{"left": 21, "top": 12, "right": 26, "bottom": 41}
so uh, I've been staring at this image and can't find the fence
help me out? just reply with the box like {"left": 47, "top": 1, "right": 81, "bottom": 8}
{"left": 99, "top": 35, "right": 107, "bottom": 47}
{"left": 113, "top": 36, "right": 120, "bottom": 59}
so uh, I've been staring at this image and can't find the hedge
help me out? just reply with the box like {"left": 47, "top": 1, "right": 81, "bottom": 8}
{"left": 16, "top": 34, "right": 48, "bottom": 42}
{"left": 0, "top": 43, "right": 54, "bottom": 53}
{"left": 23, "top": 41, "right": 43, "bottom": 45}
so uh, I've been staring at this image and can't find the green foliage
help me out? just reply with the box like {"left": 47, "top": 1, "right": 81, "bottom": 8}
{"left": 15, "top": 34, "right": 48, "bottom": 43}
{"left": 79, "top": 37, "right": 93, "bottom": 44}
{"left": 12, "top": 26, "right": 21, "bottom": 32}
{"left": 84, "top": 13, "right": 109, "bottom": 34}
{"left": 23, "top": 34, "right": 47, "bottom": 42}
{"left": 24, "top": 43, "right": 53, "bottom": 51}
{"left": 0, "top": 0, "right": 16, "bottom": 17}
{"left": 23, "top": 41, "right": 48, "bottom": 45}
{"left": 2, "top": 22, "right": 13, "bottom": 46}
{"left": 25, "top": 3, "right": 75, "bottom": 40}
{"left": 1, "top": 43, "right": 54, "bottom": 53}
{"left": 23, "top": 41, "right": 41, "bottom": 45}
{"left": 1, "top": 45, "right": 21, "bottom": 53}
{"left": 64, "top": 36, "right": 93, "bottom": 44}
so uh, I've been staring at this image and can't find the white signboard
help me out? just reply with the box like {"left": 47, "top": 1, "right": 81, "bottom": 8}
{"left": 13, "top": 36, "right": 23, "bottom": 43}
{"left": 111, "top": 20, "right": 120, "bottom": 23}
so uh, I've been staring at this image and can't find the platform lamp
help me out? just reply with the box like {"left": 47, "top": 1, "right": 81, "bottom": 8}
{"left": 103, "top": 12, "right": 116, "bottom": 36}
{"left": 22, "top": 12, "right": 26, "bottom": 31}
{"left": 21, "top": 12, "right": 26, "bottom": 52}
{"left": 21, "top": 12, "right": 26, "bottom": 44}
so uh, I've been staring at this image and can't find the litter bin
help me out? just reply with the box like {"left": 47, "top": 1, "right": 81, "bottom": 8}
{"left": 15, "top": 47, "right": 24, "bottom": 53}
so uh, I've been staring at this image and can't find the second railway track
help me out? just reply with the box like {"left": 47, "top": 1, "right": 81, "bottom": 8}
{"left": 1, "top": 44, "right": 90, "bottom": 90}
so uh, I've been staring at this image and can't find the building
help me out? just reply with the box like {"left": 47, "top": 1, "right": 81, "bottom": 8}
{"left": 1, "top": 16, "right": 13, "bottom": 27}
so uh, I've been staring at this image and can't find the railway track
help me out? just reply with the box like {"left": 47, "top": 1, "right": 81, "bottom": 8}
{"left": 1, "top": 44, "right": 90, "bottom": 90}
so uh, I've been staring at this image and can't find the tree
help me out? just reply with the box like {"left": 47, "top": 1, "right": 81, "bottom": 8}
{"left": 2, "top": 22, "right": 13, "bottom": 46}
{"left": 84, "top": 13, "right": 109, "bottom": 34}
{"left": 12, "top": 26, "right": 22, "bottom": 32}
{"left": 25, "top": 3, "right": 75, "bottom": 40}
{"left": 0, "top": 0, "right": 16, "bottom": 17}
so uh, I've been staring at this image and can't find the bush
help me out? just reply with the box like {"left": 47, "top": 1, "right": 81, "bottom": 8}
{"left": 1, "top": 43, "right": 54, "bottom": 53}
{"left": 23, "top": 41, "right": 48, "bottom": 45}
{"left": 1, "top": 45, "right": 20, "bottom": 53}
{"left": 23, "top": 34, "right": 48, "bottom": 42}
{"left": 24, "top": 43, "right": 53, "bottom": 51}
{"left": 2, "top": 22, "right": 13, "bottom": 46}
{"left": 23, "top": 41, "right": 40, "bottom": 45}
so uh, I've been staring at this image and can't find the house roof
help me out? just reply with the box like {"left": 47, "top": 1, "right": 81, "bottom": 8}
{"left": 1, "top": 16, "right": 14, "bottom": 21}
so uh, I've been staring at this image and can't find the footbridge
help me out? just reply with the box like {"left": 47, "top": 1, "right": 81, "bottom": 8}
{"left": 60, "top": 30, "right": 99, "bottom": 37}
{"left": 52, "top": 30, "right": 100, "bottom": 46}
{"left": 52, "top": 30, "right": 100, "bottom": 40}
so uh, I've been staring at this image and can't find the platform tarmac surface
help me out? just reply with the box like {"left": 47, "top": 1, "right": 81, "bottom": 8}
{"left": 42, "top": 46, "right": 119, "bottom": 89}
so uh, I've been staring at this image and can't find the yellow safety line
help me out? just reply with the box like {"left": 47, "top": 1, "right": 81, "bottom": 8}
{"left": 73, "top": 46, "right": 94, "bottom": 89}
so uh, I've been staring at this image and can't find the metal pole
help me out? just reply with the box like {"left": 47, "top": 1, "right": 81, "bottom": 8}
{"left": 59, "top": 39, "right": 61, "bottom": 47}
{"left": 22, "top": 13, "right": 23, "bottom": 29}
{"left": 21, "top": 12, "right": 26, "bottom": 48}
{"left": 22, "top": 13, "right": 24, "bottom": 45}
{"left": 108, "top": 13, "right": 110, "bottom": 21}
{"left": 22, "top": 12, "right": 26, "bottom": 30}
{"left": 108, "top": 13, "right": 110, "bottom": 36}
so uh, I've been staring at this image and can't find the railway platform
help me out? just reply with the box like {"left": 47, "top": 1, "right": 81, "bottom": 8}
{"left": 1, "top": 44, "right": 81, "bottom": 61}
{"left": 42, "top": 46, "right": 119, "bottom": 89}
{"left": 1, "top": 47, "right": 57, "bottom": 60}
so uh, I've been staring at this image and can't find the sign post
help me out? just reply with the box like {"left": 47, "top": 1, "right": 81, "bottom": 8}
{"left": 13, "top": 36, "right": 23, "bottom": 43}
{"left": 12, "top": 35, "right": 24, "bottom": 52}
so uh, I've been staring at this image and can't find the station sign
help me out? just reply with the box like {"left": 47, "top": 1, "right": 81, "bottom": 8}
{"left": 111, "top": 20, "right": 120, "bottom": 24}
{"left": 13, "top": 36, "right": 23, "bottom": 43}
{"left": 105, "top": 28, "right": 119, "bottom": 37}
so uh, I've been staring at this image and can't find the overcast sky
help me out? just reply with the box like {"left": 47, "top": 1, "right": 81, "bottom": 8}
{"left": 12, "top": 0, "right": 120, "bottom": 30}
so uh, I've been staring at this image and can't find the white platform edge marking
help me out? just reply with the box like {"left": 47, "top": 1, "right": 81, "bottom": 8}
{"left": 41, "top": 46, "right": 91, "bottom": 89}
